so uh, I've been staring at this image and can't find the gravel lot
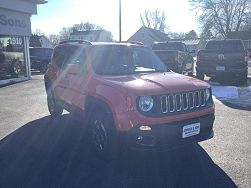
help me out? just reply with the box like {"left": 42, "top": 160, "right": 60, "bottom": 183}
{"left": 0, "top": 75, "right": 250, "bottom": 188}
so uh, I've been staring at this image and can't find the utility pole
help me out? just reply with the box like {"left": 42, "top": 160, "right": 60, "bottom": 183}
{"left": 119, "top": 0, "right": 121, "bottom": 42}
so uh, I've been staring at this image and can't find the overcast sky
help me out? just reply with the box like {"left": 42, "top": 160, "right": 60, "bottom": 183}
{"left": 31, "top": 0, "right": 199, "bottom": 40}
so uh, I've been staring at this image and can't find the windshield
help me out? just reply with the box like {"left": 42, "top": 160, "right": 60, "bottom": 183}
{"left": 205, "top": 40, "right": 244, "bottom": 52}
{"left": 152, "top": 43, "right": 184, "bottom": 51}
{"left": 91, "top": 45, "right": 167, "bottom": 75}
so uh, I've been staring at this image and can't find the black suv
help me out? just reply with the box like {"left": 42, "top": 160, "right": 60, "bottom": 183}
{"left": 29, "top": 47, "right": 53, "bottom": 73}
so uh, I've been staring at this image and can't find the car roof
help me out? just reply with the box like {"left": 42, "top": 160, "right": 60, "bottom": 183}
{"left": 57, "top": 41, "right": 144, "bottom": 48}
{"left": 29, "top": 47, "right": 53, "bottom": 49}
{"left": 154, "top": 41, "right": 184, "bottom": 44}
{"left": 208, "top": 39, "right": 242, "bottom": 42}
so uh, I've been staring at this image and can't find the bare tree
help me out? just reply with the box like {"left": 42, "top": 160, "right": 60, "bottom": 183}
{"left": 190, "top": 0, "right": 251, "bottom": 38}
{"left": 241, "top": 11, "right": 251, "bottom": 30}
{"left": 59, "top": 27, "right": 71, "bottom": 41}
{"left": 140, "top": 9, "right": 168, "bottom": 33}
{"left": 72, "top": 22, "right": 103, "bottom": 31}
{"left": 48, "top": 34, "right": 60, "bottom": 47}
{"left": 58, "top": 22, "right": 108, "bottom": 42}
{"left": 33, "top": 29, "right": 45, "bottom": 36}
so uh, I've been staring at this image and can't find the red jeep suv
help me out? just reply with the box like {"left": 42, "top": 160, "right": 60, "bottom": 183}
{"left": 44, "top": 40, "right": 215, "bottom": 158}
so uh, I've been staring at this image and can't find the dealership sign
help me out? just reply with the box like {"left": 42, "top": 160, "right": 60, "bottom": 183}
{"left": 0, "top": 8, "right": 31, "bottom": 36}
{"left": 0, "top": 14, "right": 27, "bottom": 29}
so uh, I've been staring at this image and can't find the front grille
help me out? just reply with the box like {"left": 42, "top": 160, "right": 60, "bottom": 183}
{"left": 160, "top": 90, "right": 206, "bottom": 114}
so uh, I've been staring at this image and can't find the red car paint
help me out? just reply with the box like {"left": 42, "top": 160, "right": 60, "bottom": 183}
{"left": 44, "top": 41, "right": 214, "bottom": 147}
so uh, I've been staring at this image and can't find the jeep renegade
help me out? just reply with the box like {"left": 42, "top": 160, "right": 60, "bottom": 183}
{"left": 44, "top": 40, "right": 215, "bottom": 158}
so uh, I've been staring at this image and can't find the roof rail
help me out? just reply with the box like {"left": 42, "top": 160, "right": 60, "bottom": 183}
{"left": 59, "top": 40, "right": 92, "bottom": 45}
{"left": 118, "top": 41, "right": 144, "bottom": 45}
{"left": 128, "top": 41, "right": 144, "bottom": 45}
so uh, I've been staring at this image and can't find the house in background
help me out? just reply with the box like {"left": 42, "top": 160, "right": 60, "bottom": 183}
{"left": 69, "top": 30, "right": 113, "bottom": 42}
{"left": 30, "top": 35, "right": 52, "bottom": 48}
{"left": 227, "top": 31, "right": 251, "bottom": 50}
{"left": 128, "top": 26, "right": 169, "bottom": 47}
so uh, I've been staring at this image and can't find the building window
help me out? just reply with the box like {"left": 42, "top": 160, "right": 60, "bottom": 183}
{"left": 0, "top": 35, "right": 27, "bottom": 80}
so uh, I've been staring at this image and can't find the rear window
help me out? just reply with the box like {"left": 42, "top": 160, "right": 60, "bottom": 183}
{"left": 205, "top": 40, "right": 244, "bottom": 52}
{"left": 152, "top": 42, "right": 185, "bottom": 51}
{"left": 52, "top": 45, "right": 78, "bottom": 68}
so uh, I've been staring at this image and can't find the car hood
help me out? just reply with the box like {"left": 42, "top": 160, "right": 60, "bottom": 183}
{"left": 101, "top": 72, "right": 210, "bottom": 96}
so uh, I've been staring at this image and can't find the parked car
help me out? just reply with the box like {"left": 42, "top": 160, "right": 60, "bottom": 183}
{"left": 29, "top": 47, "right": 53, "bottom": 73}
{"left": 196, "top": 39, "right": 249, "bottom": 85}
{"left": 44, "top": 40, "right": 215, "bottom": 159}
{"left": 152, "top": 41, "right": 194, "bottom": 76}
{"left": 0, "top": 49, "right": 24, "bottom": 78}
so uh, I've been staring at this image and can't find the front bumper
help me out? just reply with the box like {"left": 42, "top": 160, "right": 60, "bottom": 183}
{"left": 119, "top": 113, "right": 214, "bottom": 152}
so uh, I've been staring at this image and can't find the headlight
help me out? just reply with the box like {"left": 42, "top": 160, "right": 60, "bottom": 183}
{"left": 138, "top": 96, "right": 154, "bottom": 112}
{"left": 206, "top": 88, "right": 210, "bottom": 101}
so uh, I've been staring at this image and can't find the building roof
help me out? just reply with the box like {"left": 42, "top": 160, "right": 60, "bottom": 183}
{"left": 21, "top": 0, "right": 47, "bottom": 4}
{"left": 169, "top": 38, "right": 201, "bottom": 45}
{"left": 70, "top": 30, "right": 106, "bottom": 36}
{"left": 227, "top": 31, "right": 251, "bottom": 40}
{"left": 147, "top": 27, "right": 169, "bottom": 41}
{"left": 128, "top": 26, "right": 169, "bottom": 42}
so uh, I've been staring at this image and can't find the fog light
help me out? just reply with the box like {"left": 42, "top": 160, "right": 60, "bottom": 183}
{"left": 139, "top": 125, "right": 152, "bottom": 131}
{"left": 136, "top": 135, "right": 155, "bottom": 146}
{"left": 137, "top": 136, "right": 143, "bottom": 140}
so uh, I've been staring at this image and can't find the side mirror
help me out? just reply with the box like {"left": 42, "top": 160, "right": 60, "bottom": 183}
{"left": 66, "top": 64, "right": 81, "bottom": 75}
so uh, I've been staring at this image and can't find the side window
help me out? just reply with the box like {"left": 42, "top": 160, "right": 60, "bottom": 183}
{"left": 52, "top": 46, "right": 66, "bottom": 68}
{"left": 63, "top": 47, "right": 87, "bottom": 74}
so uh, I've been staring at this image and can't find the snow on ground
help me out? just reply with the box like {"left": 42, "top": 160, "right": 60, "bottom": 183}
{"left": 209, "top": 81, "right": 251, "bottom": 101}
{"left": 211, "top": 85, "right": 239, "bottom": 100}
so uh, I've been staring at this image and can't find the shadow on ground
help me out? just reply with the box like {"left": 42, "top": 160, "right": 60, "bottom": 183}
{"left": 0, "top": 114, "right": 237, "bottom": 188}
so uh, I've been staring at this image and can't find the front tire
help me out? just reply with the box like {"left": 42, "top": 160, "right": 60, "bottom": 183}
{"left": 89, "top": 112, "right": 119, "bottom": 161}
{"left": 47, "top": 91, "right": 63, "bottom": 117}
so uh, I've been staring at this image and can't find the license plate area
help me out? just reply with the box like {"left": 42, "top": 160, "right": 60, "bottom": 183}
{"left": 182, "top": 123, "right": 200, "bottom": 138}
{"left": 216, "top": 66, "right": 225, "bottom": 71}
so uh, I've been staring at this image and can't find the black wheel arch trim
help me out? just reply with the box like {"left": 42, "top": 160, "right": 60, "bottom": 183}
{"left": 85, "top": 96, "right": 113, "bottom": 116}
{"left": 85, "top": 96, "right": 116, "bottom": 129}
